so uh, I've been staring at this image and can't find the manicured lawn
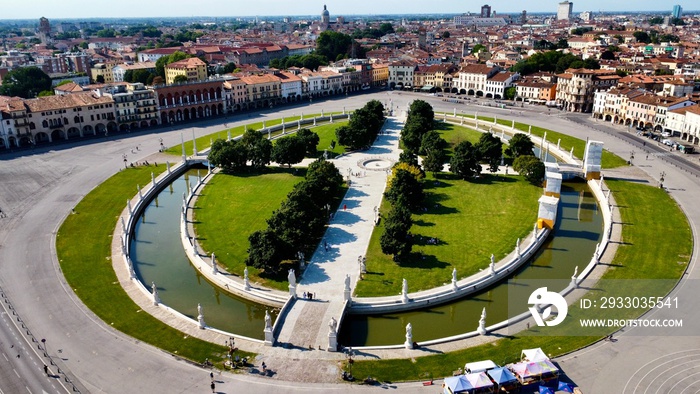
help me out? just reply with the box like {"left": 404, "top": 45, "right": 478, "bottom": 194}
{"left": 350, "top": 180, "right": 691, "bottom": 381}
{"left": 441, "top": 114, "right": 628, "bottom": 169}
{"left": 194, "top": 169, "right": 304, "bottom": 291}
{"left": 56, "top": 165, "right": 253, "bottom": 366}
{"left": 313, "top": 121, "right": 348, "bottom": 158}
{"left": 356, "top": 173, "right": 542, "bottom": 297}
{"left": 164, "top": 112, "right": 344, "bottom": 156}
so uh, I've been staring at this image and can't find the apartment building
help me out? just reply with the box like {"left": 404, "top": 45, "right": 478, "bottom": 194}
{"left": 164, "top": 57, "right": 208, "bottom": 85}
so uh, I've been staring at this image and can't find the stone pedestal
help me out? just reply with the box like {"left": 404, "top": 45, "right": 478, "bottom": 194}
{"left": 328, "top": 333, "right": 338, "bottom": 352}
{"left": 289, "top": 284, "right": 297, "bottom": 299}
{"left": 344, "top": 288, "right": 351, "bottom": 303}
{"left": 404, "top": 324, "right": 413, "bottom": 349}
{"left": 264, "top": 328, "right": 274, "bottom": 346}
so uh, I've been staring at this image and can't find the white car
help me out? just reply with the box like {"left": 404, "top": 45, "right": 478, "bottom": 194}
{"left": 661, "top": 132, "right": 672, "bottom": 138}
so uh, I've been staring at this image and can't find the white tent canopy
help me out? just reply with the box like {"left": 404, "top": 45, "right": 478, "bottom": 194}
{"left": 521, "top": 348, "right": 549, "bottom": 362}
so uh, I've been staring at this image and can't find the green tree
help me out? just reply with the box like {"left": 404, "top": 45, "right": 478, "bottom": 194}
{"left": 450, "top": 141, "right": 481, "bottom": 180}
{"left": 96, "top": 28, "right": 117, "bottom": 38}
{"left": 380, "top": 203, "right": 413, "bottom": 261}
{"left": 305, "top": 158, "right": 343, "bottom": 196}
{"left": 442, "top": 31, "right": 450, "bottom": 39}
{"left": 600, "top": 50, "right": 616, "bottom": 60}
{"left": 633, "top": 31, "right": 651, "bottom": 44}
{"left": 155, "top": 51, "right": 191, "bottom": 78}
{"left": 271, "top": 135, "right": 306, "bottom": 167}
{"left": 245, "top": 229, "right": 288, "bottom": 273}
{"left": 79, "top": 42, "right": 88, "bottom": 49}
{"left": 505, "top": 134, "right": 535, "bottom": 159}
{"left": 504, "top": 86, "right": 516, "bottom": 100}
{"left": 316, "top": 31, "right": 354, "bottom": 61}
{"left": 56, "top": 80, "right": 74, "bottom": 86}
{"left": 37, "top": 90, "right": 54, "bottom": 97}
{"left": 476, "top": 133, "right": 503, "bottom": 173}
{"left": 379, "top": 23, "right": 395, "bottom": 35}
{"left": 385, "top": 167, "right": 424, "bottom": 210}
{"left": 471, "top": 44, "right": 486, "bottom": 54}
{"left": 173, "top": 75, "right": 188, "bottom": 83}
{"left": 0, "top": 66, "right": 52, "bottom": 98}
{"left": 295, "top": 128, "right": 320, "bottom": 156}
{"left": 240, "top": 129, "right": 271, "bottom": 170}
{"left": 513, "top": 155, "right": 545, "bottom": 185}
{"left": 95, "top": 75, "right": 105, "bottom": 83}
{"left": 208, "top": 139, "right": 248, "bottom": 172}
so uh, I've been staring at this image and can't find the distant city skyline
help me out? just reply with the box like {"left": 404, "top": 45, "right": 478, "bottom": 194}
{"left": 1, "top": 0, "right": 697, "bottom": 20}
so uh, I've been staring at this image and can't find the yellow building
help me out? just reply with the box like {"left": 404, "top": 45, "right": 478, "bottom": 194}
{"left": 370, "top": 63, "right": 389, "bottom": 86}
{"left": 164, "top": 57, "right": 208, "bottom": 85}
{"left": 90, "top": 62, "right": 117, "bottom": 84}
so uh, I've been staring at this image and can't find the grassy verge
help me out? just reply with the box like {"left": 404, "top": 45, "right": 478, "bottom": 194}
{"left": 350, "top": 180, "right": 691, "bottom": 381}
{"left": 194, "top": 169, "right": 305, "bottom": 291}
{"left": 356, "top": 172, "right": 541, "bottom": 297}
{"left": 164, "top": 112, "right": 344, "bottom": 156}
{"left": 440, "top": 114, "right": 628, "bottom": 169}
{"left": 56, "top": 165, "right": 253, "bottom": 366}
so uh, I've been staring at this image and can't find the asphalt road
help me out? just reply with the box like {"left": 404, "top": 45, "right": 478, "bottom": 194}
{"left": 0, "top": 91, "right": 698, "bottom": 393}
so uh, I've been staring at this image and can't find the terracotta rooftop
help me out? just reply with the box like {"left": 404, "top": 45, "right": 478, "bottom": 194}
{"left": 166, "top": 57, "right": 206, "bottom": 69}
{"left": 24, "top": 91, "right": 113, "bottom": 112}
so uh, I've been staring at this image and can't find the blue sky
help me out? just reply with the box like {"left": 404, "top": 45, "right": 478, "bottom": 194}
{"left": 2, "top": 1, "right": 694, "bottom": 20}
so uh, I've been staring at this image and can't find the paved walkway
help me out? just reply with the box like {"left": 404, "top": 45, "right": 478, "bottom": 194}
{"left": 276, "top": 116, "right": 404, "bottom": 351}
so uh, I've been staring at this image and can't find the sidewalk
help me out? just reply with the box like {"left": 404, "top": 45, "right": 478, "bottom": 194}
{"left": 275, "top": 117, "right": 404, "bottom": 350}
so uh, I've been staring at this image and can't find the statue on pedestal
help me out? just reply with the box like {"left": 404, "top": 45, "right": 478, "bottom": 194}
{"left": 288, "top": 269, "right": 296, "bottom": 287}
{"left": 477, "top": 307, "right": 487, "bottom": 335}
{"left": 404, "top": 323, "right": 413, "bottom": 349}
{"left": 329, "top": 317, "right": 337, "bottom": 335}
{"left": 264, "top": 310, "right": 272, "bottom": 331}
{"left": 197, "top": 303, "right": 205, "bottom": 329}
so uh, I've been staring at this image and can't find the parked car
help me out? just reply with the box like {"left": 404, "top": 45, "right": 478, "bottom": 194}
{"left": 661, "top": 132, "right": 672, "bottom": 138}
{"left": 662, "top": 139, "right": 673, "bottom": 146}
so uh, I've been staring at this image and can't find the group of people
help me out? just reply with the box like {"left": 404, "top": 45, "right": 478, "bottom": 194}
{"left": 302, "top": 291, "right": 315, "bottom": 300}
{"left": 129, "top": 160, "right": 155, "bottom": 168}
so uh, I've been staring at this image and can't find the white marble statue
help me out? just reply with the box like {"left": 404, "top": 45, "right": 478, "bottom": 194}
{"left": 344, "top": 274, "right": 351, "bottom": 291}
{"left": 288, "top": 269, "right": 296, "bottom": 287}
{"left": 329, "top": 317, "right": 338, "bottom": 335}
{"left": 264, "top": 310, "right": 272, "bottom": 331}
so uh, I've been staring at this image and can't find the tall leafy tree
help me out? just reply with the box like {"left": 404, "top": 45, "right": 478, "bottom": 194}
{"left": 315, "top": 31, "right": 354, "bottom": 61}
{"left": 385, "top": 168, "right": 424, "bottom": 210}
{"left": 271, "top": 135, "right": 306, "bottom": 167}
{"left": 241, "top": 129, "right": 272, "bottom": 170}
{"left": 295, "top": 128, "right": 320, "bottom": 156}
{"left": 380, "top": 203, "right": 413, "bottom": 261}
{"left": 513, "top": 155, "right": 545, "bottom": 185}
{"left": 0, "top": 67, "right": 52, "bottom": 98}
{"left": 450, "top": 141, "right": 481, "bottom": 180}
{"left": 505, "top": 134, "right": 535, "bottom": 159}
{"left": 476, "top": 133, "right": 503, "bottom": 173}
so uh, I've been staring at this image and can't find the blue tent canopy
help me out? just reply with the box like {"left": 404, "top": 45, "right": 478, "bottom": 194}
{"left": 444, "top": 375, "right": 475, "bottom": 393}
{"left": 487, "top": 367, "right": 518, "bottom": 384}
{"left": 538, "top": 386, "right": 555, "bottom": 394}
{"left": 558, "top": 381, "right": 575, "bottom": 392}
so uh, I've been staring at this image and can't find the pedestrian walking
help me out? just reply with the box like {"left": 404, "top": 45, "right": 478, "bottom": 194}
{"left": 211, "top": 382, "right": 215, "bottom": 392}
{"left": 343, "top": 204, "right": 347, "bottom": 211}
{"left": 44, "top": 365, "right": 48, "bottom": 375}
{"left": 210, "top": 371, "right": 214, "bottom": 381}
{"left": 262, "top": 362, "right": 267, "bottom": 372}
